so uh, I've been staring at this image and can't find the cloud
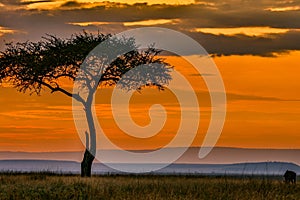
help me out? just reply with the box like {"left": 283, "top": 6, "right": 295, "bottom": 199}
{"left": 195, "top": 0, "right": 300, "bottom": 11}
{"left": 189, "top": 73, "right": 215, "bottom": 77}
{"left": 0, "top": 26, "right": 16, "bottom": 37}
{"left": 124, "top": 19, "right": 179, "bottom": 26}
{"left": 0, "top": 0, "right": 53, "bottom": 6}
{"left": 226, "top": 92, "right": 300, "bottom": 102}
{"left": 68, "top": 19, "right": 180, "bottom": 27}
{"left": 0, "top": 109, "right": 73, "bottom": 121}
{"left": 265, "top": 6, "right": 300, "bottom": 12}
{"left": 0, "top": 125, "right": 72, "bottom": 140}
{"left": 68, "top": 21, "right": 113, "bottom": 26}
{"left": 0, "top": 0, "right": 300, "bottom": 56}
{"left": 192, "top": 27, "right": 294, "bottom": 37}
{"left": 184, "top": 30, "right": 300, "bottom": 56}
{"left": 0, "top": 0, "right": 24, "bottom": 6}
{"left": 60, "top": 1, "right": 81, "bottom": 8}
{"left": 20, "top": 0, "right": 54, "bottom": 5}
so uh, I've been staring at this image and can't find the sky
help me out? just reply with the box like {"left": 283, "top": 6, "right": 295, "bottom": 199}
{"left": 0, "top": 0, "right": 300, "bottom": 152}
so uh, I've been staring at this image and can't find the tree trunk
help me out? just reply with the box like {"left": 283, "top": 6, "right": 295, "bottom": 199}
{"left": 81, "top": 103, "right": 97, "bottom": 177}
{"left": 81, "top": 148, "right": 95, "bottom": 177}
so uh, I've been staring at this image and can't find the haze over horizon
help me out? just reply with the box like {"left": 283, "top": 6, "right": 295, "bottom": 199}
{"left": 1, "top": 147, "right": 300, "bottom": 166}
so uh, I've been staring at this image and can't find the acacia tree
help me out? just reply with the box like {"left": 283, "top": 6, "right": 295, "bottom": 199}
{"left": 0, "top": 32, "right": 172, "bottom": 177}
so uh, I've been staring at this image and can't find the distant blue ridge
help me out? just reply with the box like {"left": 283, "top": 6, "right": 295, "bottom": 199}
{"left": 0, "top": 160, "right": 299, "bottom": 175}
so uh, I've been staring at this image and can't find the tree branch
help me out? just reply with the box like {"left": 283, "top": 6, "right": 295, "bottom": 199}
{"left": 35, "top": 80, "right": 85, "bottom": 104}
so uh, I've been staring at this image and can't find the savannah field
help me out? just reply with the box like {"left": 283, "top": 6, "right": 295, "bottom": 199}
{"left": 0, "top": 173, "right": 299, "bottom": 200}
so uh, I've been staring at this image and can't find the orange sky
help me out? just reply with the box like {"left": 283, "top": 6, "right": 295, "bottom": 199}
{"left": 1, "top": 0, "right": 300, "bottom": 152}
{"left": 1, "top": 51, "right": 300, "bottom": 151}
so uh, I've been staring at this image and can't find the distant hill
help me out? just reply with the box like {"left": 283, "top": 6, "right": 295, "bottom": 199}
{"left": 0, "top": 147, "right": 299, "bottom": 165}
{"left": 0, "top": 160, "right": 299, "bottom": 175}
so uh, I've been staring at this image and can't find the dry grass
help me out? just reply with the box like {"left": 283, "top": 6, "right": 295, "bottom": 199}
{"left": 0, "top": 173, "right": 299, "bottom": 200}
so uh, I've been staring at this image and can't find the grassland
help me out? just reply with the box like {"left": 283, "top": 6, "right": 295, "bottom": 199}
{"left": 0, "top": 173, "right": 299, "bottom": 200}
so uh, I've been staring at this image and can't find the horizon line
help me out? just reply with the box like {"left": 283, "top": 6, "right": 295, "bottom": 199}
{"left": 1, "top": 146, "right": 300, "bottom": 153}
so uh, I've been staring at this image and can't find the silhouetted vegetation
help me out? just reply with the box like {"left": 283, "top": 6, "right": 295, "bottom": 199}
{"left": 0, "top": 173, "right": 299, "bottom": 199}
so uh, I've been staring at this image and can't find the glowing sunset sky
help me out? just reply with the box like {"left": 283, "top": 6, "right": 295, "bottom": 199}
{"left": 0, "top": 0, "right": 300, "bottom": 152}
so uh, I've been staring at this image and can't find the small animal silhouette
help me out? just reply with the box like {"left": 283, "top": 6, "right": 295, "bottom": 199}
{"left": 283, "top": 170, "right": 296, "bottom": 184}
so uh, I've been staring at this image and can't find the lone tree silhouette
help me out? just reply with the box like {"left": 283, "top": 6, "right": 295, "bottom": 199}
{"left": 0, "top": 32, "right": 172, "bottom": 177}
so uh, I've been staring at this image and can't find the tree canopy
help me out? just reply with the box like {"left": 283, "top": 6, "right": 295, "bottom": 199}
{"left": 0, "top": 32, "right": 172, "bottom": 101}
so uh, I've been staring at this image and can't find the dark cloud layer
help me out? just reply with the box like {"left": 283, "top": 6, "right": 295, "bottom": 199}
{"left": 0, "top": 0, "right": 53, "bottom": 6}
{"left": 0, "top": 0, "right": 300, "bottom": 56}
{"left": 184, "top": 30, "right": 300, "bottom": 56}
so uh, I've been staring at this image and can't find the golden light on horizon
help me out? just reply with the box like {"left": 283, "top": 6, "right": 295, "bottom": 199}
{"left": 77, "top": 0, "right": 195, "bottom": 5}
{"left": 0, "top": 27, "right": 16, "bottom": 37}
{"left": 68, "top": 19, "right": 180, "bottom": 27}
{"left": 192, "top": 27, "right": 298, "bottom": 37}
{"left": 25, "top": 1, "right": 63, "bottom": 10}
{"left": 265, "top": 6, "right": 300, "bottom": 12}
{"left": 124, "top": 19, "right": 180, "bottom": 26}
{"left": 22, "top": 0, "right": 195, "bottom": 10}
{"left": 68, "top": 22, "right": 112, "bottom": 27}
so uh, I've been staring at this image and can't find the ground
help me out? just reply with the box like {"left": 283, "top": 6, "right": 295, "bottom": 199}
{"left": 0, "top": 173, "right": 299, "bottom": 200}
